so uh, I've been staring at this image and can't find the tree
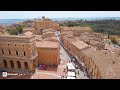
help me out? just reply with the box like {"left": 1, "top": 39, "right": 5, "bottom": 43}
{"left": 17, "top": 27, "right": 23, "bottom": 34}
{"left": 9, "top": 29, "right": 18, "bottom": 35}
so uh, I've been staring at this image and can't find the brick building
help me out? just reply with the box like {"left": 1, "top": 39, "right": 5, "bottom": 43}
{"left": 34, "top": 16, "right": 60, "bottom": 35}
{"left": 61, "top": 35, "right": 120, "bottom": 79}
{"left": 0, "top": 33, "right": 38, "bottom": 73}
{"left": 23, "top": 28, "right": 36, "bottom": 34}
{"left": 60, "top": 26, "right": 93, "bottom": 36}
{"left": 0, "top": 26, "right": 6, "bottom": 34}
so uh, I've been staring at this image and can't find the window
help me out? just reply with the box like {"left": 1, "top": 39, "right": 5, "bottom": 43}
{"left": 8, "top": 49, "right": 11, "bottom": 55}
{"left": 24, "top": 51, "right": 26, "bottom": 56}
{"left": 32, "top": 50, "right": 34, "bottom": 56}
{"left": 2, "top": 49, "right": 4, "bottom": 54}
{"left": 16, "top": 50, "right": 18, "bottom": 55}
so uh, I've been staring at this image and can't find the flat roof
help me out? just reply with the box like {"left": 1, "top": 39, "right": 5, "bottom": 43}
{"left": 36, "top": 41, "right": 59, "bottom": 48}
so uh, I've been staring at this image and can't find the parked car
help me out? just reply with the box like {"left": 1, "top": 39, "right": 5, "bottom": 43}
{"left": 0, "top": 70, "right": 6, "bottom": 72}
{"left": 38, "top": 64, "right": 47, "bottom": 70}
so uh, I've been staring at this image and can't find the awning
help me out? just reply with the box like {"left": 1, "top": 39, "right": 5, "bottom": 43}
{"left": 67, "top": 71, "right": 76, "bottom": 77}
{"left": 66, "top": 63, "right": 75, "bottom": 70}
{"left": 67, "top": 76, "right": 75, "bottom": 79}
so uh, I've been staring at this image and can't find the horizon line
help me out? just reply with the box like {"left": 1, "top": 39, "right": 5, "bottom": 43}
{"left": 0, "top": 16, "right": 120, "bottom": 19}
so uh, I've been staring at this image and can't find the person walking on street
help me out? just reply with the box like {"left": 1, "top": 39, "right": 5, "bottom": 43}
{"left": 78, "top": 71, "right": 79, "bottom": 75}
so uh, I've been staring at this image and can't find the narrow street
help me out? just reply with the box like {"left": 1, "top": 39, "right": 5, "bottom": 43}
{"left": 56, "top": 31, "right": 89, "bottom": 79}
{"left": 60, "top": 45, "right": 71, "bottom": 61}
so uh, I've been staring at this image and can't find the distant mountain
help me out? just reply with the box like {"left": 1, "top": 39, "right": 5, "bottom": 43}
{"left": 0, "top": 19, "right": 26, "bottom": 26}
{"left": 51, "top": 17, "right": 120, "bottom": 21}
{"left": 1, "top": 17, "right": 120, "bottom": 25}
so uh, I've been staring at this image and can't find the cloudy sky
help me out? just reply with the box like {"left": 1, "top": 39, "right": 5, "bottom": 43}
{"left": 0, "top": 11, "right": 120, "bottom": 19}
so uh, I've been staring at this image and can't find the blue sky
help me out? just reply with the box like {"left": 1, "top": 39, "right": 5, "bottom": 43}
{"left": 0, "top": 11, "right": 120, "bottom": 19}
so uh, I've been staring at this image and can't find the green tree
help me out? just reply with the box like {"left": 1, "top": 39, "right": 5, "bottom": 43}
{"left": 9, "top": 29, "right": 18, "bottom": 35}
{"left": 17, "top": 27, "right": 23, "bottom": 34}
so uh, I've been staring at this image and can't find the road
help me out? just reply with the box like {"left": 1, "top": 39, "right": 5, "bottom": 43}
{"left": 55, "top": 31, "right": 71, "bottom": 61}
{"left": 55, "top": 31, "right": 89, "bottom": 79}
{"left": 60, "top": 45, "right": 71, "bottom": 61}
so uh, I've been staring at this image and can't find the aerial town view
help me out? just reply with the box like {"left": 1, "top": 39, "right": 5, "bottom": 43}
{"left": 0, "top": 11, "right": 120, "bottom": 79}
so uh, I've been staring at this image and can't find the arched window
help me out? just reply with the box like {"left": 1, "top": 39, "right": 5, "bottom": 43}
{"left": 17, "top": 61, "right": 21, "bottom": 69}
{"left": 24, "top": 62, "right": 28, "bottom": 69}
{"left": 8, "top": 49, "right": 11, "bottom": 55}
{"left": 3, "top": 60, "right": 7, "bottom": 68}
{"left": 15, "top": 50, "right": 18, "bottom": 55}
{"left": 10, "top": 60, "right": 14, "bottom": 68}
{"left": 24, "top": 51, "right": 26, "bottom": 56}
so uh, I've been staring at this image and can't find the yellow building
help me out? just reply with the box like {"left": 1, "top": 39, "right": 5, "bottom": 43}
{"left": 36, "top": 41, "right": 60, "bottom": 66}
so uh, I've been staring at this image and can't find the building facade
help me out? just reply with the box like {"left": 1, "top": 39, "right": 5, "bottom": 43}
{"left": 0, "top": 34, "right": 38, "bottom": 72}
{"left": 23, "top": 28, "right": 36, "bottom": 34}
{"left": 0, "top": 26, "right": 6, "bottom": 34}
{"left": 36, "top": 41, "right": 60, "bottom": 66}
{"left": 34, "top": 16, "right": 60, "bottom": 35}
{"left": 60, "top": 26, "right": 93, "bottom": 36}
{"left": 61, "top": 35, "right": 120, "bottom": 79}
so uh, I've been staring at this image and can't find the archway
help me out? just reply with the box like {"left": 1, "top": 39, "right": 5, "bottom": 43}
{"left": 10, "top": 60, "right": 14, "bottom": 69}
{"left": 3, "top": 60, "right": 7, "bottom": 68}
{"left": 24, "top": 62, "right": 28, "bottom": 70}
{"left": 17, "top": 61, "right": 21, "bottom": 69}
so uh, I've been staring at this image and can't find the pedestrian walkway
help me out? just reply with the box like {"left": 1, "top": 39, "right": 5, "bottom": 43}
{"left": 31, "top": 59, "right": 68, "bottom": 79}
